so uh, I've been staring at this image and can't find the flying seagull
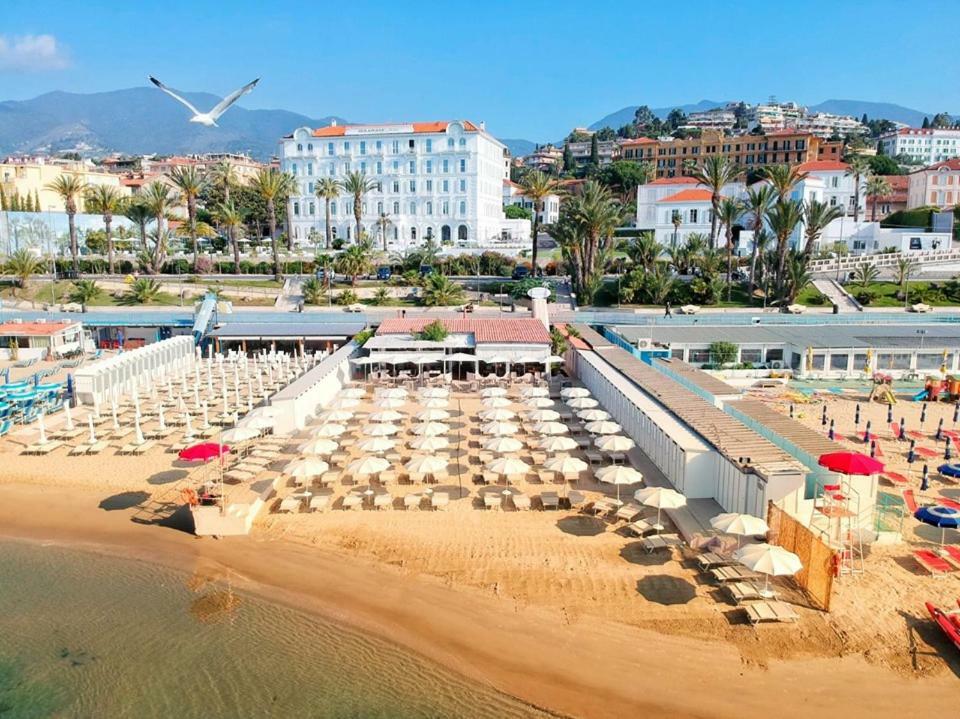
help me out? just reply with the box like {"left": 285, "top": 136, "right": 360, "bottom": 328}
{"left": 148, "top": 76, "right": 259, "bottom": 127}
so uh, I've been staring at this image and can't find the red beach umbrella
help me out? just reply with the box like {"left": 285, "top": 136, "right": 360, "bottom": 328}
{"left": 179, "top": 442, "right": 231, "bottom": 462}
{"left": 817, "top": 451, "right": 883, "bottom": 476}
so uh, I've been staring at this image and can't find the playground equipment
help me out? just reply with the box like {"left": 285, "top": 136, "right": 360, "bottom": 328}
{"left": 915, "top": 375, "right": 960, "bottom": 402}
{"left": 868, "top": 373, "right": 897, "bottom": 405}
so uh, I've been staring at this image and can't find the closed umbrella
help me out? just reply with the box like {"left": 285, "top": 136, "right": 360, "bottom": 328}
{"left": 544, "top": 455, "right": 588, "bottom": 475}
{"left": 87, "top": 414, "right": 97, "bottom": 444}
{"left": 482, "top": 421, "right": 518, "bottom": 436}
{"left": 596, "top": 435, "right": 635, "bottom": 453}
{"left": 533, "top": 421, "right": 568, "bottom": 435}
{"left": 521, "top": 387, "right": 550, "bottom": 398}
{"left": 526, "top": 409, "right": 560, "bottom": 422}
{"left": 584, "top": 420, "right": 621, "bottom": 435}
{"left": 561, "top": 387, "right": 591, "bottom": 399}
{"left": 486, "top": 456, "right": 530, "bottom": 479}
{"left": 358, "top": 437, "right": 396, "bottom": 453}
{"left": 482, "top": 396, "right": 512, "bottom": 408}
{"left": 525, "top": 397, "right": 555, "bottom": 409}
{"left": 567, "top": 397, "right": 599, "bottom": 409}
{"left": 376, "top": 397, "right": 407, "bottom": 409}
{"left": 479, "top": 408, "right": 516, "bottom": 421}
{"left": 183, "top": 412, "right": 195, "bottom": 439}
{"left": 157, "top": 406, "right": 167, "bottom": 431}
{"left": 63, "top": 401, "right": 74, "bottom": 431}
{"left": 299, "top": 438, "right": 338, "bottom": 455}
{"left": 483, "top": 436, "right": 523, "bottom": 453}
{"left": 346, "top": 456, "right": 390, "bottom": 477}
{"left": 416, "top": 408, "right": 451, "bottom": 421}
{"left": 320, "top": 409, "right": 355, "bottom": 423}
{"left": 134, "top": 413, "right": 145, "bottom": 445}
{"left": 577, "top": 409, "right": 611, "bottom": 422}
{"left": 366, "top": 423, "right": 400, "bottom": 436}
{"left": 36, "top": 411, "right": 47, "bottom": 445}
{"left": 733, "top": 543, "right": 802, "bottom": 596}
{"left": 710, "top": 513, "right": 770, "bottom": 547}
{"left": 409, "top": 435, "right": 449, "bottom": 452}
{"left": 597, "top": 465, "right": 643, "bottom": 503}
{"left": 634, "top": 486, "right": 685, "bottom": 527}
{"left": 314, "top": 423, "right": 347, "bottom": 437}
{"left": 405, "top": 455, "right": 449, "bottom": 475}
{"left": 411, "top": 422, "right": 448, "bottom": 436}
{"left": 538, "top": 435, "right": 578, "bottom": 453}
{"left": 370, "top": 410, "right": 405, "bottom": 423}
{"left": 284, "top": 457, "right": 329, "bottom": 478}
{"left": 481, "top": 387, "right": 509, "bottom": 398}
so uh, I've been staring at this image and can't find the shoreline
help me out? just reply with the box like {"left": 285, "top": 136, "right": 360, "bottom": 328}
{"left": 0, "top": 481, "right": 956, "bottom": 718}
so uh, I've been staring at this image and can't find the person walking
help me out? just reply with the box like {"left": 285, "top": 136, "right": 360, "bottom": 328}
{"left": 664, "top": 301, "right": 672, "bottom": 318}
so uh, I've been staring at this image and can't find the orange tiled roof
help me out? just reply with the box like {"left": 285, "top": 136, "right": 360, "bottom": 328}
{"left": 376, "top": 318, "right": 550, "bottom": 344}
{"left": 796, "top": 160, "right": 849, "bottom": 173}
{"left": 927, "top": 159, "right": 960, "bottom": 171}
{"left": 0, "top": 321, "right": 76, "bottom": 336}
{"left": 657, "top": 188, "right": 714, "bottom": 203}
{"left": 648, "top": 176, "right": 700, "bottom": 186}
{"left": 312, "top": 121, "right": 480, "bottom": 138}
{"left": 620, "top": 137, "right": 658, "bottom": 146}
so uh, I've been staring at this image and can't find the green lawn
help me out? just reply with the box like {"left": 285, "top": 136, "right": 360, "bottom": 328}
{"left": 198, "top": 278, "right": 283, "bottom": 289}
{"left": 843, "top": 281, "right": 960, "bottom": 307}
{"left": 589, "top": 279, "right": 831, "bottom": 309}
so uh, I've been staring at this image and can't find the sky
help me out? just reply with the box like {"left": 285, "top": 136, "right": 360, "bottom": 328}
{"left": 2, "top": 0, "right": 958, "bottom": 142}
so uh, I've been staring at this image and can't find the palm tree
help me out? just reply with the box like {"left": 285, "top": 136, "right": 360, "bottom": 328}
{"left": 216, "top": 201, "right": 245, "bottom": 273}
{"left": 716, "top": 197, "right": 742, "bottom": 299}
{"left": 766, "top": 199, "right": 804, "bottom": 303}
{"left": 866, "top": 175, "right": 892, "bottom": 221}
{"left": 301, "top": 277, "right": 325, "bottom": 305}
{"left": 753, "top": 228, "right": 772, "bottom": 300}
{"left": 519, "top": 170, "right": 561, "bottom": 276}
{"left": 670, "top": 210, "right": 682, "bottom": 249}
{"left": 168, "top": 166, "right": 208, "bottom": 273}
{"left": 125, "top": 277, "right": 162, "bottom": 304}
{"left": 68, "top": 279, "right": 101, "bottom": 306}
{"left": 802, "top": 200, "right": 844, "bottom": 258}
{"left": 375, "top": 212, "right": 393, "bottom": 253}
{"left": 625, "top": 231, "right": 660, "bottom": 272}
{"left": 123, "top": 200, "right": 153, "bottom": 254}
{"left": 84, "top": 185, "right": 125, "bottom": 275}
{"left": 894, "top": 257, "right": 918, "bottom": 300}
{"left": 339, "top": 171, "right": 378, "bottom": 245}
{"left": 743, "top": 184, "right": 775, "bottom": 294}
{"left": 688, "top": 155, "right": 740, "bottom": 245}
{"left": 251, "top": 168, "right": 297, "bottom": 281}
{"left": 314, "top": 178, "right": 340, "bottom": 250}
{"left": 645, "top": 263, "right": 677, "bottom": 305}
{"left": 44, "top": 174, "right": 87, "bottom": 272}
{"left": 853, "top": 262, "right": 879, "bottom": 290}
{"left": 209, "top": 161, "right": 237, "bottom": 204}
{"left": 334, "top": 242, "right": 372, "bottom": 286}
{"left": 421, "top": 273, "right": 465, "bottom": 306}
{"left": 141, "top": 181, "right": 179, "bottom": 272}
{"left": 761, "top": 164, "right": 808, "bottom": 202}
{"left": 4, "top": 248, "right": 43, "bottom": 295}
{"left": 845, "top": 155, "right": 871, "bottom": 222}
{"left": 784, "top": 250, "right": 813, "bottom": 304}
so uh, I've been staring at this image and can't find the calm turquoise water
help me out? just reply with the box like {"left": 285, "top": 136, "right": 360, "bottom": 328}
{"left": 0, "top": 540, "right": 555, "bottom": 718}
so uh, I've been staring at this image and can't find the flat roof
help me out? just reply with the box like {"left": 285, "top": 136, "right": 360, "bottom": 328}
{"left": 653, "top": 358, "right": 741, "bottom": 398}
{"left": 726, "top": 399, "right": 837, "bottom": 460}
{"left": 615, "top": 323, "right": 960, "bottom": 350}
{"left": 573, "top": 325, "right": 805, "bottom": 478}
{"left": 209, "top": 322, "right": 364, "bottom": 339}
{"left": 0, "top": 321, "right": 79, "bottom": 336}
{"left": 377, "top": 318, "right": 550, "bottom": 344}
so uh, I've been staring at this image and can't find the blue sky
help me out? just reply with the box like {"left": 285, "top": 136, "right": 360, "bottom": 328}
{"left": 2, "top": 0, "right": 958, "bottom": 142}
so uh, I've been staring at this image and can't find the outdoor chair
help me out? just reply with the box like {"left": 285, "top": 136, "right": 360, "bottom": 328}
{"left": 725, "top": 581, "right": 770, "bottom": 605}
{"left": 512, "top": 493, "right": 531, "bottom": 511}
{"left": 483, "top": 493, "right": 501, "bottom": 510}
{"left": 540, "top": 491, "right": 560, "bottom": 510}
{"left": 309, "top": 495, "right": 331, "bottom": 512}
{"left": 373, "top": 492, "right": 393, "bottom": 510}
{"left": 743, "top": 601, "right": 799, "bottom": 625}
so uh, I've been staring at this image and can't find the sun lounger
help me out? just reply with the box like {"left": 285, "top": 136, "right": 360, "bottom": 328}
{"left": 743, "top": 601, "right": 799, "bottom": 625}
{"left": 243, "top": 456, "right": 273, "bottom": 467}
{"left": 481, "top": 471, "right": 498, "bottom": 485}
{"left": 584, "top": 450, "right": 603, "bottom": 465}
{"left": 404, "top": 493, "right": 422, "bottom": 510}
{"left": 565, "top": 490, "right": 587, "bottom": 509}
{"left": 119, "top": 441, "right": 153, "bottom": 455}
{"left": 940, "top": 545, "right": 960, "bottom": 568}
{"left": 431, "top": 492, "right": 449, "bottom": 510}
{"left": 378, "top": 470, "right": 397, "bottom": 485}
{"left": 512, "top": 493, "right": 531, "bottom": 511}
{"left": 625, "top": 518, "right": 664, "bottom": 536}
{"left": 882, "top": 471, "right": 908, "bottom": 486}
{"left": 373, "top": 492, "right": 393, "bottom": 510}
{"left": 591, "top": 497, "right": 620, "bottom": 516}
{"left": 537, "top": 469, "right": 555, "bottom": 483}
{"left": 22, "top": 441, "right": 63, "bottom": 455}
{"left": 342, "top": 493, "right": 363, "bottom": 511}
{"left": 725, "top": 581, "right": 769, "bottom": 605}
{"left": 914, "top": 549, "right": 954, "bottom": 576}
{"left": 939, "top": 498, "right": 960, "bottom": 512}
{"left": 224, "top": 469, "right": 254, "bottom": 483}
{"left": 902, "top": 489, "right": 919, "bottom": 513}
{"left": 309, "top": 494, "right": 331, "bottom": 512}
{"left": 484, "top": 493, "right": 502, "bottom": 510}
{"left": 696, "top": 551, "right": 735, "bottom": 570}
{"left": 641, "top": 534, "right": 683, "bottom": 552}
{"left": 711, "top": 565, "right": 763, "bottom": 583}
{"left": 319, "top": 471, "right": 340, "bottom": 487}
{"left": 279, "top": 496, "right": 302, "bottom": 513}
{"left": 408, "top": 471, "right": 425, "bottom": 483}
{"left": 541, "top": 491, "right": 560, "bottom": 510}
{"left": 69, "top": 443, "right": 91, "bottom": 456}
{"left": 615, "top": 503, "right": 644, "bottom": 522}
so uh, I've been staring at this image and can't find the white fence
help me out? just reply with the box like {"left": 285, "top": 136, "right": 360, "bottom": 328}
{"left": 809, "top": 248, "right": 960, "bottom": 274}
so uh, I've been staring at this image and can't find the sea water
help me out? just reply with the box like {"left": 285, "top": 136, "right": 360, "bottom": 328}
{"left": 0, "top": 540, "right": 554, "bottom": 718}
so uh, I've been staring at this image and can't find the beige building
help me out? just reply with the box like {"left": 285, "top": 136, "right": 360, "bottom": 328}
{"left": 0, "top": 158, "right": 128, "bottom": 212}
{"left": 907, "top": 159, "right": 960, "bottom": 209}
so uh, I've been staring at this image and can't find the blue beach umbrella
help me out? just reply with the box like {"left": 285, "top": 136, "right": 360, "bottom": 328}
{"left": 870, "top": 440, "right": 876, "bottom": 459}
{"left": 864, "top": 420, "right": 873, "bottom": 444}
{"left": 921, "top": 465, "right": 930, "bottom": 492}
{"left": 854, "top": 404, "right": 861, "bottom": 426}
{"left": 938, "top": 462, "right": 960, "bottom": 479}
{"left": 921, "top": 404, "right": 928, "bottom": 428}
{"left": 954, "top": 403, "right": 960, "bottom": 425}
{"left": 937, "top": 418, "right": 944, "bottom": 441}
{"left": 887, "top": 406, "right": 894, "bottom": 424}
{"left": 914, "top": 505, "right": 960, "bottom": 547}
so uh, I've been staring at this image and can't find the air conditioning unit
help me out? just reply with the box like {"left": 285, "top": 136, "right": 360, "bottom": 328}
{"left": 770, "top": 360, "right": 783, "bottom": 370}
{"left": 636, "top": 339, "right": 652, "bottom": 349}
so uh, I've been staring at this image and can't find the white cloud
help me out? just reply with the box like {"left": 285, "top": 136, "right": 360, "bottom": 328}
{"left": 0, "top": 34, "right": 70, "bottom": 71}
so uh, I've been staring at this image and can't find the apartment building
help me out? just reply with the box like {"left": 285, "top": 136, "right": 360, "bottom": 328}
{"left": 907, "top": 159, "right": 960, "bottom": 209}
{"left": 566, "top": 139, "right": 620, "bottom": 166}
{"left": 502, "top": 180, "right": 560, "bottom": 225}
{"left": 280, "top": 120, "right": 527, "bottom": 250}
{"left": 0, "top": 157, "right": 129, "bottom": 212}
{"left": 634, "top": 177, "right": 747, "bottom": 247}
{"left": 880, "top": 128, "right": 960, "bottom": 166}
{"left": 685, "top": 109, "right": 736, "bottom": 131}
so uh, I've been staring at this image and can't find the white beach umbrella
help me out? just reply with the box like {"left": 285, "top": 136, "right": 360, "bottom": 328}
{"left": 36, "top": 411, "right": 47, "bottom": 445}
{"left": 486, "top": 456, "right": 530, "bottom": 479}
{"left": 157, "top": 405, "right": 167, "bottom": 431}
{"left": 376, "top": 397, "right": 407, "bottom": 409}
{"left": 634, "top": 486, "right": 685, "bottom": 527}
{"left": 246, "top": 415, "right": 273, "bottom": 431}
{"left": 544, "top": 455, "right": 588, "bottom": 475}
{"left": 328, "top": 397, "right": 360, "bottom": 410}
{"left": 366, "top": 423, "right": 400, "bottom": 436}
{"left": 481, "top": 396, "right": 512, "bottom": 409}
{"left": 221, "top": 426, "right": 260, "bottom": 443}
{"left": 595, "top": 435, "right": 635, "bottom": 453}
{"left": 710, "top": 513, "right": 770, "bottom": 547}
{"left": 577, "top": 409, "right": 611, "bottom": 422}
{"left": 526, "top": 408, "right": 560, "bottom": 422}
{"left": 567, "top": 397, "right": 599, "bottom": 409}
{"left": 87, "top": 414, "right": 97, "bottom": 444}
{"left": 314, "top": 423, "right": 347, "bottom": 437}
{"left": 481, "top": 421, "right": 518, "bottom": 436}
{"left": 479, "top": 408, "right": 516, "bottom": 421}
{"left": 733, "top": 544, "right": 802, "bottom": 596}
{"left": 358, "top": 437, "right": 396, "bottom": 453}
{"left": 525, "top": 397, "right": 554, "bottom": 409}
{"left": 378, "top": 388, "right": 408, "bottom": 399}
{"left": 340, "top": 387, "right": 367, "bottom": 399}
{"left": 299, "top": 438, "right": 338, "bottom": 455}
{"left": 63, "top": 401, "right": 74, "bottom": 431}
{"left": 420, "top": 397, "right": 449, "bottom": 409}
{"left": 134, "top": 413, "right": 145, "bottom": 445}
{"left": 415, "top": 408, "right": 451, "bottom": 422}
{"left": 597, "top": 465, "right": 643, "bottom": 503}
{"left": 284, "top": 457, "right": 329, "bottom": 478}
{"left": 561, "top": 387, "right": 591, "bottom": 399}
{"left": 183, "top": 412, "right": 195, "bottom": 439}
{"left": 538, "top": 435, "right": 578, "bottom": 453}
{"left": 533, "top": 421, "right": 568, "bottom": 436}
{"left": 193, "top": 384, "right": 201, "bottom": 410}
{"left": 419, "top": 387, "right": 449, "bottom": 399}
{"left": 584, "top": 420, "right": 621, "bottom": 435}
{"left": 201, "top": 402, "right": 211, "bottom": 430}
{"left": 409, "top": 435, "right": 449, "bottom": 452}
{"left": 481, "top": 387, "right": 509, "bottom": 398}
{"left": 521, "top": 386, "right": 550, "bottom": 398}
{"left": 346, "top": 456, "right": 390, "bottom": 477}
{"left": 370, "top": 409, "right": 405, "bottom": 423}
{"left": 320, "top": 409, "right": 355, "bottom": 423}
{"left": 411, "top": 422, "right": 448, "bottom": 437}
{"left": 111, "top": 403, "right": 120, "bottom": 431}
{"left": 405, "top": 455, "right": 449, "bottom": 475}
{"left": 483, "top": 436, "right": 523, "bottom": 453}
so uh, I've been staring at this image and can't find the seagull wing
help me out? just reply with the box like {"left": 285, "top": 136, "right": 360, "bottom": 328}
{"left": 149, "top": 76, "right": 202, "bottom": 116}
{"left": 208, "top": 78, "right": 260, "bottom": 121}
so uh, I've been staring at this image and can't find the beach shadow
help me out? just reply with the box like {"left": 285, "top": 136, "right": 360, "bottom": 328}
{"left": 250, "top": 479, "right": 273, "bottom": 493}
{"left": 153, "top": 504, "right": 194, "bottom": 533}
{"left": 433, "top": 484, "right": 470, "bottom": 500}
{"left": 98, "top": 491, "right": 150, "bottom": 511}
{"left": 147, "top": 469, "right": 189, "bottom": 486}
{"left": 636, "top": 575, "right": 696, "bottom": 605}
{"left": 556, "top": 515, "right": 606, "bottom": 537}
{"left": 898, "top": 608, "right": 960, "bottom": 678}
{"left": 620, "top": 542, "right": 672, "bottom": 566}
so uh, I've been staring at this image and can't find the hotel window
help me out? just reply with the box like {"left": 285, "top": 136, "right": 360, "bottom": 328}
{"left": 328, "top": 143, "right": 335, "bottom": 155}
{"left": 689, "top": 209, "right": 698, "bottom": 223}
{"left": 293, "top": 201, "right": 300, "bottom": 216}
{"left": 307, "top": 143, "right": 313, "bottom": 151}
{"left": 344, "top": 141, "right": 350, "bottom": 152}
{"left": 377, "top": 201, "right": 383, "bottom": 214}
{"left": 442, "top": 159, "right": 449, "bottom": 172}
{"left": 689, "top": 349, "right": 710, "bottom": 364}
{"left": 459, "top": 201, "right": 466, "bottom": 215}
{"left": 410, "top": 201, "right": 417, "bottom": 213}
{"left": 392, "top": 140, "right": 400, "bottom": 153}
{"left": 442, "top": 200, "right": 449, "bottom": 214}
{"left": 330, "top": 204, "right": 336, "bottom": 215}
{"left": 409, "top": 161, "right": 416, "bottom": 173}
{"left": 393, "top": 201, "right": 399, "bottom": 214}
{"left": 376, "top": 140, "right": 382, "bottom": 151}
{"left": 426, "top": 201, "right": 433, "bottom": 215}
{"left": 426, "top": 139, "right": 432, "bottom": 152}
{"left": 447, "top": 138, "right": 454, "bottom": 148}
{"left": 307, "top": 162, "right": 313, "bottom": 175}
{"left": 459, "top": 180, "right": 466, "bottom": 191}
{"left": 329, "top": 164, "right": 335, "bottom": 176}
{"left": 297, "top": 143, "right": 302, "bottom": 151}
{"left": 409, "top": 139, "right": 416, "bottom": 150}
{"left": 307, "top": 182, "right": 314, "bottom": 193}
{"left": 344, "top": 162, "right": 351, "bottom": 173}
{"left": 291, "top": 163, "right": 298, "bottom": 175}
{"left": 393, "top": 227, "right": 398, "bottom": 240}
{"left": 426, "top": 180, "right": 433, "bottom": 191}
{"left": 442, "top": 180, "right": 449, "bottom": 192}
{"left": 409, "top": 180, "right": 416, "bottom": 192}
{"left": 459, "top": 138, "right": 466, "bottom": 147}
{"left": 411, "top": 227, "right": 417, "bottom": 240}
{"left": 359, "top": 141, "right": 366, "bottom": 155}
{"left": 362, "top": 202, "right": 367, "bottom": 213}
{"left": 376, "top": 161, "right": 382, "bottom": 174}
{"left": 426, "top": 160, "right": 433, "bottom": 174}
{"left": 393, "top": 160, "right": 399, "bottom": 172}
{"left": 360, "top": 162, "right": 366, "bottom": 174}
{"left": 829, "top": 354, "right": 849, "bottom": 371}
{"left": 309, "top": 201, "right": 315, "bottom": 215}
{"left": 343, "top": 202, "right": 350, "bottom": 215}
{"left": 392, "top": 181, "right": 400, "bottom": 193}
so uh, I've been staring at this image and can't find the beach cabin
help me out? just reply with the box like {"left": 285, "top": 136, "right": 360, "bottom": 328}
{"left": 0, "top": 320, "right": 85, "bottom": 361}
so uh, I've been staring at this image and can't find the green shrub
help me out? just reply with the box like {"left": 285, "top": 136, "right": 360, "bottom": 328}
{"left": 335, "top": 289, "right": 359, "bottom": 305}
{"left": 855, "top": 289, "right": 876, "bottom": 305}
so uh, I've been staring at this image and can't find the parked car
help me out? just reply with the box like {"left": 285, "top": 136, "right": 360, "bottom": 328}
{"left": 376, "top": 266, "right": 392, "bottom": 281}
{"left": 419, "top": 264, "right": 433, "bottom": 277}
{"left": 511, "top": 265, "right": 530, "bottom": 281}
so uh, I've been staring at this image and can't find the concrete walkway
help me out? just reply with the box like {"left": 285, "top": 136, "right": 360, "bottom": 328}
{"left": 813, "top": 279, "right": 861, "bottom": 312}
{"left": 275, "top": 277, "right": 304, "bottom": 311}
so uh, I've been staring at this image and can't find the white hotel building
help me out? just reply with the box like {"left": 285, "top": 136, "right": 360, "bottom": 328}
{"left": 280, "top": 120, "right": 528, "bottom": 250}
{"left": 879, "top": 128, "right": 960, "bottom": 166}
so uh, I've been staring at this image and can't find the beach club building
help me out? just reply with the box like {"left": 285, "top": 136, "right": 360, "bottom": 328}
{"left": 0, "top": 320, "right": 85, "bottom": 361}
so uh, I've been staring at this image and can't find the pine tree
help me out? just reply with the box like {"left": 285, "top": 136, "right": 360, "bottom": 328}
{"left": 10, "top": 192, "right": 20, "bottom": 212}
{"left": 24, "top": 193, "right": 33, "bottom": 212}
{"left": 861, "top": 113, "right": 868, "bottom": 125}
{"left": 922, "top": 116, "right": 930, "bottom": 129}
{"left": 33, "top": 190, "right": 41, "bottom": 212}
{"left": 0, "top": 186, "right": 6, "bottom": 211}
{"left": 590, "top": 135, "right": 599, "bottom": 165}
{"left": 562, "top": 143, "right": 575, "bottom": 172}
